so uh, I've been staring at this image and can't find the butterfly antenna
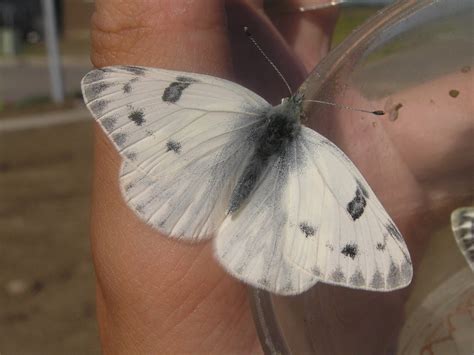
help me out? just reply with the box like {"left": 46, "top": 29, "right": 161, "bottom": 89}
{"left": 244, "top": 26, "right": 293, "bottom": 96}
{"left": 304, "top": 99, "right": 385, "bottom": 116}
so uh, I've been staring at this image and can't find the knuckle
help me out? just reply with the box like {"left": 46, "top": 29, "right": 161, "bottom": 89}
{"left": 90, "top": 9, "right": 151, "bottom": 66}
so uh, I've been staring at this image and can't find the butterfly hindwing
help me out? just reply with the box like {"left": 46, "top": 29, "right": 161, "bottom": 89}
{"left": 215, "top": 150, "right": 318, "bottom": 295}
{"left": 214, "top": 125, "right": 412, "bottom": 294}
{"left": 283, "top": 127, "right": 413, "bottom": 291}
{"left": 82, "top": 66, "right": 270, "bottom": 240}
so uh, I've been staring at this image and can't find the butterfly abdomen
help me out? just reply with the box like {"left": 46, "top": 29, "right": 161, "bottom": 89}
{"left": 228, "top": 157, "right": 266, "bottom": 214}
{"left": 228, "top": 102, "right": 301, "bottom": 214}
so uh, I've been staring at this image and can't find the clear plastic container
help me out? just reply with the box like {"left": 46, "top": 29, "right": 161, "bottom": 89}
{"left": 250, "top": 0, "right": 474, "bottom": 353}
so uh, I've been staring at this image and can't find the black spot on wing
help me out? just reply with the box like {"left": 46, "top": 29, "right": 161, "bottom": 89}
{"left": 330, "top": 267, "right": 346, "bottom": 283}
{"left": 121, "top": 66, "right": 147, "bottom": 75}
{"left": 128, "top": 110, "right": 145, "bottom": 126}
{"left": 376, "top": 235, "right": 387, "bottom": 251}
{"left": 349, "top": 270, "right": 365, "bottom": 287}
{"left": 370, "top": 270, "right": 384, "bottom": 289}
{"left": 123, "top": 77, "right": 139, "bottom": 94}
{"left": 125, "top": 152, "right": 137, "bottom": 161}
{"left": 82, "top": 69, "right": 107, "bottom": 85}
{"left": 387, "top": 262, "right": 401, "bottom": 288}
{"left": 112, "top": 132, "right": 127, "bottom": 147}
{"left": 166, "top": 140, "right": 181, "bottom": 153}
{"left": 347, "top": 187, "right": 366, "bottom": 220}
{"left": 341, "top": 243, "right": 358, "bottom": 259}
{"left": 89, "top": 100, "right": 109, "bottom": 116}
{"left": 123, "top": 82, "right": 132, "bottom": 94}
{"left": 386, "top": 221, "right": 403, "bottom": 241}
{"left": 356, "top": 180, "right": 369, "bottom": 198}
{"left": 176, "top": 76, "right": 198, "bottom": 83}
{"left": 401, "top": 261, "right": 413, "bottom": 284}
{"left": 162, "top": 76, "right": 198, "bottom": 103}
{"left": 299, "top": 222, "right": 316, "bottom": 238}
{"left": 84, "top": 81, "right": 112, "bottom": 102}
{"left": 101, "top": 116, "right": 117, "bottom": 132}
{"left": 162, "top": 82, "right": 191, "bottom": 103}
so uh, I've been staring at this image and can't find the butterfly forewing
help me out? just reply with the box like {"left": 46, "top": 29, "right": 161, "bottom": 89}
{"left": 82, "top": 66, "right": 270, "bottom": 240}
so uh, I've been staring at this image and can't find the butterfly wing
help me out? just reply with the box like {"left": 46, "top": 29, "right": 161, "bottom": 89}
{"left": 283, "top": 126, "right": 413, "bottom": 291}
{"left": 214, "top": 125, "right": 412, "bottom": 295}
{"left": 82, "top": 66, "right": 270, "bottom": 240}
{"left": 215, "top": 151, "right": 319, "bottom": 295}
{"left": 451, "top": 207, "right": 474, "bottom": 271}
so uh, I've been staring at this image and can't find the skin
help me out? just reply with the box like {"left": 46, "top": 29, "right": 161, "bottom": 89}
{"left": 89, "top": 0, "right": 473, "bottom": 354}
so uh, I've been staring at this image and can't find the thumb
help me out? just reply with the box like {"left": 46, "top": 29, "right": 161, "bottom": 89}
{"left": 91, "top": 0, "right": 232, "bottom": 76}
{"left": 88, "top": 1, "right": 262, "bottom": 354}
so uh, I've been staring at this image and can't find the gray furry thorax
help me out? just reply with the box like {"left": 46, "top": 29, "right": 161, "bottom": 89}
{"left": 227, "top": 92, "right": 304, "bottom": 214}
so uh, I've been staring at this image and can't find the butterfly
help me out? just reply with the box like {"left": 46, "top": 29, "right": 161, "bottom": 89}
{"left": 81, "top": 65, "right": 413, "bottom": 295}
{"left": 451, "top": 207, "right": 474, "bottom": 272}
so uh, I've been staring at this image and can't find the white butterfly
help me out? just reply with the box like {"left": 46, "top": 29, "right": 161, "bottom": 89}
{"left": 81, "top": 65, "right": 412, "bottom": 295}
{"left": 451, "top": 207, "right": 474, "bottom": 272}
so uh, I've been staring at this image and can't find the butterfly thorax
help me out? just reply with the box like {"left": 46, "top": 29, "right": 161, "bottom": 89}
{"left": 227, "top": 93, "right": 304, "bottom": 214}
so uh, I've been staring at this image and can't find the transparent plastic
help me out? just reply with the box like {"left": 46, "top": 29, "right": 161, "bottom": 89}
{"left": 250, "top": 0, "right": 474, "bottom": 353}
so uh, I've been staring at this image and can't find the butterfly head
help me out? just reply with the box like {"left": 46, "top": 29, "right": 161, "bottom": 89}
{"left": 279, "top": 91, "right": 305, "bottom": 123}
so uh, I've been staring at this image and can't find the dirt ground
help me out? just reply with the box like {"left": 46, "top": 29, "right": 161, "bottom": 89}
{"left": 0, "top": 119, "right": 100, "bottom": 354}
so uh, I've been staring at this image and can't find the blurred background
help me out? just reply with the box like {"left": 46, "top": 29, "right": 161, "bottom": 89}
{"left": 0, "top": 0, "right": 98, "bottom": 354}
{"left": 2, "top": 0, "right": 455, "bottom": 354}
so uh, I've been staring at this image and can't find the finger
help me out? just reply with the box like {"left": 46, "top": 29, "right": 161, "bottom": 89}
{"left": 91, "top": 0, "right": 232, "bottom": 76}
{"left": 89, "top": 1, "right": 262, "bottom": 354}
{"left": 267, "top": 5, "right": 339, "bottom": 71}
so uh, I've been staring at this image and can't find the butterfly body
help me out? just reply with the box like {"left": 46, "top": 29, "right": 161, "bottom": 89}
{"left": 229, "top": 93, "right": 303, "bottom": 214}
{"left": 82, "top": 65, "right": 413, "bottom": 295}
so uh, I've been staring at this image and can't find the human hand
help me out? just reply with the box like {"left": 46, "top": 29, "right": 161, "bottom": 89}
{"left": 88, "top": 0, "right": 472, "bottom": 353}
{"left": 89, "top": 1, "right": 337, "bottom": 353}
